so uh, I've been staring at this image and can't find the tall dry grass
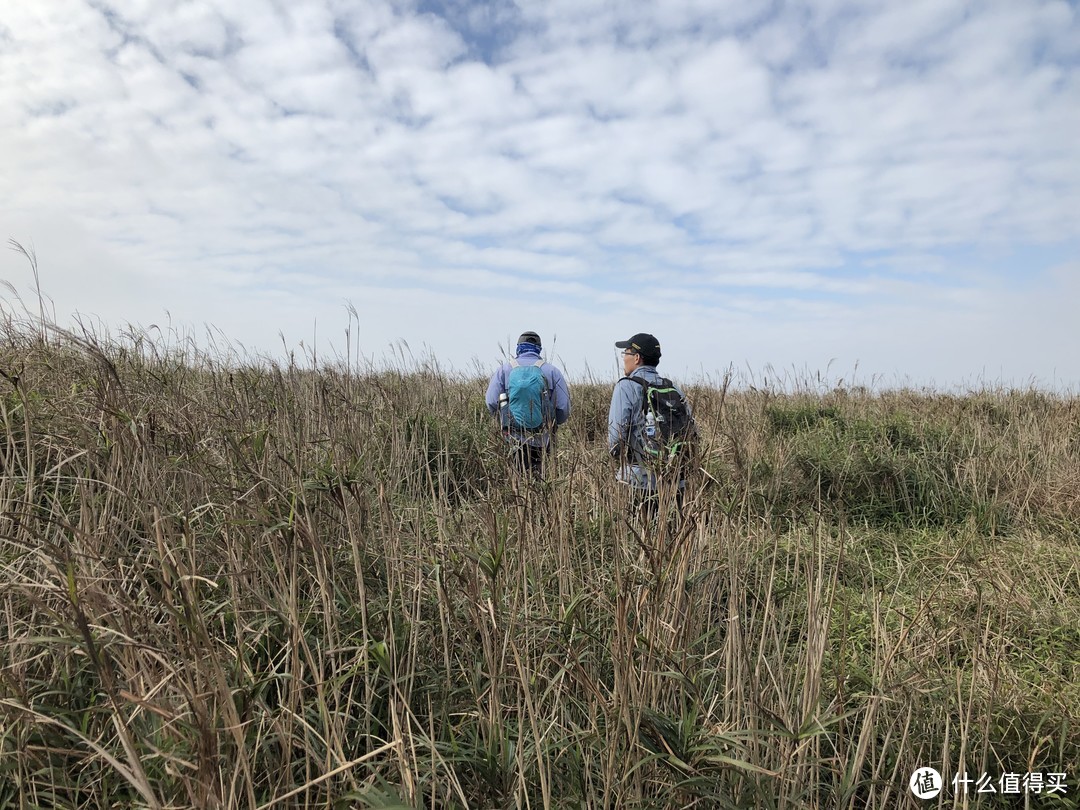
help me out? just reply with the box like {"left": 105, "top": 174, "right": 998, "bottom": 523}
{"left": 0, "top": 302, "right": 1077, "bottom": 808}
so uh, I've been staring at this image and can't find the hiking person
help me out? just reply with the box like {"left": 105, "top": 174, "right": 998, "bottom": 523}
{"left": 486, "top": 331, "right": 571, "bottom": 476}
{"left": 608, "top": 333, "right": 697, "bottom": 515}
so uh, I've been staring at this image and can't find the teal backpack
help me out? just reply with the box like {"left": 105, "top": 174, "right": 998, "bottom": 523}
{"left": 502, "top": 359, "right": 553, "bottom": 432}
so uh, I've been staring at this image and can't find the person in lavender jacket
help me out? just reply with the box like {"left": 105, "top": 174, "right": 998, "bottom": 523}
{"left": 608, "top": 332, "right": 693, "bottom": 504}
{"left": 485, "top": 331, "right": 571, "bottom": 475}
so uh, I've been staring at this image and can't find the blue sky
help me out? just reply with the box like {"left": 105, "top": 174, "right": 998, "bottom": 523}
{"left": 2, "top": 0, "right": 1078, "bottom": 388}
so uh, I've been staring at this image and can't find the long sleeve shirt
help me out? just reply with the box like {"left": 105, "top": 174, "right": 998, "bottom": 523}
{"left": 607, "top": 365, "right": 691, "bottom": 490}
{"left": 485, "top": 351, "right": 571, "bottom": 447}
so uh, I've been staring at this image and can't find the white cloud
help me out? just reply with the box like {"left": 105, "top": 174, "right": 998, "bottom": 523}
{"left": 141, "top": 1, "right": 232, "bottom": 57}
{"left": 677, "top": 39, "right": 773, "bottom": 132}
{"left": 1, "top": 0, "right": 1078, "bottom": 388}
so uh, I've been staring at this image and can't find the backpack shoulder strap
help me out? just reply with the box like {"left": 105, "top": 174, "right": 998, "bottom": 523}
{"left": 621, "top": 375, "right": 651, "bottom": 414}
{"left": 533, "top": 360, "right": 552, "bottom": 392}
{"left": 509, "top": 358, "right": 520, "bottom": 369}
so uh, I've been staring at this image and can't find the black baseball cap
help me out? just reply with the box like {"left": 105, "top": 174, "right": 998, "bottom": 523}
{"left": 517, "top": 331, "right": 541, "bottom": 347}
{"left": 615, "top": 333, "right": 661, "bottom": 359}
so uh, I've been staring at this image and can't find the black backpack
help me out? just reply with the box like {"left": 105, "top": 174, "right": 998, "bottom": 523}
{"left": 624, "top": 376, "right": 697, "bottom": 467}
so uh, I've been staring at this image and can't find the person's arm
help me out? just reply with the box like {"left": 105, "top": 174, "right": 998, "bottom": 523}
{"left": 552, "top": 367, "right": 571, "bottom": 426}
{"left": 485, "top": 367, "right": 505, "bottom": 415}
{"left": 607, "top": 378, "right": 637, "bottom": 457}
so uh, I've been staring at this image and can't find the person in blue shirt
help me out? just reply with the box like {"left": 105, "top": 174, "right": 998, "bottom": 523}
{"left": 608, "top": 332, "right": 694, "bottom": 511}
{"left": 486, "top": 331, "right": 571, "bottom": 476}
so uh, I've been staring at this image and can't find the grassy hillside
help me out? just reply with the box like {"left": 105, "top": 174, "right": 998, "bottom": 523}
{"left": 0, "top": 320, "right": 1077, "bottom": 808}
